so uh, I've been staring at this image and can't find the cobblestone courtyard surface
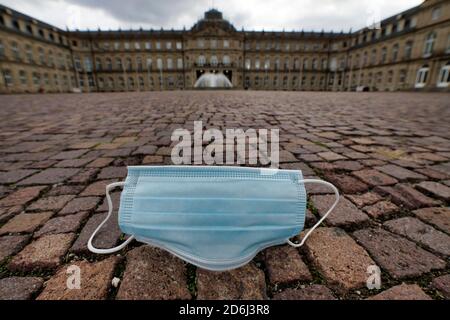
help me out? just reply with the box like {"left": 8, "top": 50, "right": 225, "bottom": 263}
{"left": 0, "top": 91, "right": 449, "bottom": 300}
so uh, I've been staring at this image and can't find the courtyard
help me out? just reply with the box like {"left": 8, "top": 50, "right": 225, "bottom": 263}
{"left": 0, "top": 91, "right": 449, "bottom": 300}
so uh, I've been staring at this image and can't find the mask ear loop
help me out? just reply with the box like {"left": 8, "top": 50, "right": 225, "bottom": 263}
{"left": 287, "top": 179, "right": 340, "bottom": 248}
{"left": 87, "top": 181, "right": 135, "bottom": 254}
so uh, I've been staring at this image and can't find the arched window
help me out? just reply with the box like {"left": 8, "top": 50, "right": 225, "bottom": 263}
{"left": 157, "top": 58, "right": 163, "bottom": 70}
{"left": 125, "top": 57, "right": 132, "bottom": 71}
{"left": 128, "top": 77, "right": 134, "bottom": 88}
{"left": 95, "top": 58, "right": 102, "bottom": 71}
{"left": 223, "top": 55, "right": 230, "bottom": 66}
{"left": 303, "top": 58, "right": 308, "bottom": 70}
{"left": 255, "top": 59, "right": 260, "bottom": 70}
{"left": 116, "top": 58, "right": 122, "bottom": 70}
{"left": 371, "top": 49, "right": 377, "bottom": 65}
{"left": 415, "top": 65, "right": 429, "bottom": 88}
{"left": 108, "top": 77, "right": 114, "bottom": 89}
{"left": 312, "top": 59, "right": 318, "bottom": 70}
{"left": 392, "top": 44, "right": 399, "bottom": 62}
{"left": 210, "top": 55, "right": 218, "bottom": 67}
{"left": 136, "top": 57, "right": 143, "bottom": 71}
{"left": 106, "top": 58, "right": 112, "bottom": 71}
{"left": 284, "top": 58, "right": 290, "bottom": 70}
{"left": 294, "top": 58, "right": 300, "bottom": 70}
{"left": 167, "top": 58, "right": 173, "bottom": 70}
{"left": 245, "top": 58, "right": 251, "bottom": 70}
{"left": 197, "top": 55, "right": 206, "bottom": 67}
{"left": 274, "top": 58, "right": 280, "bottom": 70}
{"left": 423, "top": 32, "right": 436, "bottom": 57}
{"left": 437, "top": 62, "right": 450, "bottom": 88}
{"left": 404, "top": 41, "right": 413, "bottom": 59}
{"left": 381, "top": 47, "right": 387, "bottom": 63}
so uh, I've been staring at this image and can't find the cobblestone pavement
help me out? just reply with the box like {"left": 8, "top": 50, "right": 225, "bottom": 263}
{"left": 0, "top": 91, "right": 449, "bottom": 300}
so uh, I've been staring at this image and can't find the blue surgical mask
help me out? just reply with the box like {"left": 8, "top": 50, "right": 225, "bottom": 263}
{"left": 88, "top": 166, "right": 339, "bottom": 271}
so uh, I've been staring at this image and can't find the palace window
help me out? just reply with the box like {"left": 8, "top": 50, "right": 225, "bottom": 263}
{"left": 136, "top": 57, "right": 143, "bottom": 71}
{"left": 423, "top": 32, "right": 436, "bottom": 57}
{"left": 19, "top": 70, "right": 27, "bottom": 85}
{"left": 392, "top": 44, "right": 399, "bottom": 62}
{"left": 210, "top": 55, "right": 218, "bottom": 67}
{"left": 210, "top": 39, "right": 217, "bottom": 49}
{"left": 415, "top": 65, "right": 429, "bottom": 88}
{"left": 32, "top": 72, "right": 40, "bottom": 86}
{"left": 167, "top": 58, "right": 173, "bottom": 70}
{"left": 98, "top": 77, "right": 104, "bottom": 88}
{"left": 38, "top": 48, "right": 45, "bottom": 65}
{"left": 38, "top": 29, "right": 44, "bottom": 38}
{"left": 114, "top": 42, "right": 120, "bottom": 50}
{"left": 124, "top": 42, "right": 130, "bottom": 50}
{"left": 294, "top": 59, "right": 300, "bottom": 70}
{"left": 245, "top": 58, "right": 251, "bottom": 70}
{"left": 156, "top": 42, "right": 161, "bottom": 50}
{"left": 437, "top": 62, "right": 450, "bottom": 88}
{"left": 96, "top": 58, "right": 102, "bottom": 71}
{"left": 146, "top": 58, "right": 152, "bottom": 69}
{"left": 125, "top": 57, "right": 132, "bottom": 71}
{"left": 43, "top": 73, "right": 49, "bottom": 85}
{"left": 0, "top": 40, "right": 4, "bottom": 57}
{"left": 321, "top": 59, "right": 327, "bottom": 70}
{"left": 166, "top": 42, "right": 172, "bottom": 50}
{"left": 106, "top": 58, "right": 112, "bottom": 71}
{"left": 11, "top": 41, "right": 20, "bottom": 61}
{"left": 399, "top": 69, "right": 407, "bottom": 84}
{"left": 116, "top": 58, "right": 123, "bottom": 70}
{"left": 2, "top": 69, "right": 13, "bottom": 86}
{"left": 264, "top": 59, "right": 270, "bottom": 70}
{"left": 223, "top": 55, "right": 230, "bottom": 66}
{"left": 145, "top": 42, "right": 151, "bottom": 50}
{"left": 54, "top": 74, "right": 59, "bottom": 86}
{"left": 431, "top": 6, "right": 441, "bottom": 21}
{"left": 177, "top": 58, "right": 183, "bottom": 69}
{"left": 128, "top": 77, "right": 134, "bottom": 88}
{"left": 197, "top": 55, "right": 205, "bottom": 67}
{"left": 381, "top": 47, "right": 387, "bottom": 64}
{"left": 223, "top": 40, "right": 229, "bottom": 48}
{"left": 119, "top": 77, "right": 125, "bottom": 88}
{"left": 284, "top": 58, "right": 290, "bottom": 70}
{"left": 48, "top": 51, "right": 54, "bottom": 67}
{"left": 197, "top": 39, "right": 204, "bottom": 48}
{"left": 84, "top": 57, "right": 93, "bottom": 72}
{"left": 176, "top": 42, "right": 182, "bottom": 50}
{"left": 371, "top": 49, "right": 377, "bottom": 65}
{"left": 139, "top": 76, "right": 144, "bottom": 87}
{"left": 312, "top": 59, "right": 318, "bottom": 70}
{"left": 157, "top": 58, "right": 163, "bottom": 70}
{"left": 255, "top": 59, "right": 260, "bottom": 70}
{"left": 135, "top": 42, "right": 140, "bottom": 50}
{"left": 404, "top": 41, "right": 413, "bottom": 59}
{"left": 302, "top": 58, "right": 308, "bottom": 70}
{"left": 275, "top": 58, "right": 280, "bottom": 70}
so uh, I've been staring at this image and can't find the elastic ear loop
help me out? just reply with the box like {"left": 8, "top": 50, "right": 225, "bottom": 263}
{"left": 87, "top": 181, "right": 135, "bottom": 254}
{"left": 287, "top": 179, "right": 340, "bottom": 248}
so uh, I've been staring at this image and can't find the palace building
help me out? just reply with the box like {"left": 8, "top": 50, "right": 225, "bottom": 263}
{"left": 0, "top": 0, "right": 449, "bottom": 93}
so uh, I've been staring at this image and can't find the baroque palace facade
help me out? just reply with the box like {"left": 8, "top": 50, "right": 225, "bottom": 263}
{"left": 0, "top": 0, "right": 449, "bottom": 93}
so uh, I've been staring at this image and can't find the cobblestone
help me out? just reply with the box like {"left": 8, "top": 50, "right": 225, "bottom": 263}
{"left": 0, "top": 92, "right": 449, "bottom": 300}
{"left": 0, "top": 277, "right": 43, "bottom": 300}
{"left": 367, "top": 284, "right": 431, "bottom": 300}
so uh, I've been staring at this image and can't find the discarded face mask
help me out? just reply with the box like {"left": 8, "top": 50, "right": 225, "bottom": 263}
{"left": 88, "top": 166, "right": 339, "bottom": 271}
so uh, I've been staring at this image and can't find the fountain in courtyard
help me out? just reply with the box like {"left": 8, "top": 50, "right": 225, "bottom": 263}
{"left": 194, "top": 72, "right": 233, "bottom": 89}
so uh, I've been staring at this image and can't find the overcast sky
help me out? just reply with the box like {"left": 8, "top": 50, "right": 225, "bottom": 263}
{"left": 1, "top": 0, "right": 423, "bottom": 32}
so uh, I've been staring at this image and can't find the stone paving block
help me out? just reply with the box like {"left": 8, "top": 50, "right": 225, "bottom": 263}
{"left": 363, "top": 201, "right": 399, "bottom": 219}
{"left": 50, "top": 150, "right": 88, "bottom": 160}
{"left": 27, "top": 195, "right": 75, "bottom": 212}
{"left": 142, "top": 155, "right": 164, "bottom": 164}
{"left": 310, "top": 195, "right": 370, "bottom": 227}
{"left": 415, "top": 181, "right": 450, "bottom": 201}
{"left": 367, "top": 284, "right": 431, "bottom": 300}
{"left": 413, "top": 207, "right": 450, "bottom": 234}
{"left": 59, "top": 196, "right": 101, "bottom": 215}
{"left": 432, "top": 274, "right": 450, "bottom": 299}
{"left": 34, "top": 212, "right": 88, "bottom": 238}
{"left": 352, "top": 169, "right": 398, "bottom": 187}
{"left": 272, "top": 285, "right": 336, "bottom": 300}
{"left": 37, "top": 257, "right": 120, "bottom": 300}
{"left": 375, "top": 184, "right": 440, "bottom": 209}
{"left": 55, "top": 158, "right": 93, "bottom": 168}
{"left": 132, "top": 145, "right": 158, "bottom": 155}
{"left": 8, "top": 233, "right": 76, "bottom": 272}
{"left": 0, "top": 186, "right": 46, "bottom": 207}
{"left": 264, "top": 246, "right": 312, "bottom": 285}
{"left": 0, "top": 277, "right": 44, "bottom": 300}
{"left": 347, "top": 192, "right": 382, "bottom": 208}
{"left": 384, "top": 217, "right": 450, "bottom": 256}
{"left": 68, "top": 168, "right": 99, "bottom": 184}
{"left": 197, "top": 263, "right": 267, "bottom": 300}
{"left": 0, "top": 169, "right": 38, "bottom": 184}
{"left": 353, "top": 228, "right": 446, "bottom": 279}
{"left": 97, "top": 167, "right": 128, "bottom": 179}
{"left": 87, "top": 157, "right": 115, "bottom": 168}
{"left": 0, "top": 235, "right": 30, "bottom": 262}
{"left": 116, "top": 246, "right": 191, "bottom": 300}
{"left": 303, "top": 227, "right": 375, "bottom": 293}
{"left": 70, "top": 211, "right": 122, "bottom": 254}
{"left": 376, "top": 164, "right": 427, "bottom": 181}
{"left": 322, "top": 173, "right": 369, "bottom": 194}
{"left": 415, "top": 167, "right": 450, "bottom": 180}
{"left": 0, "top": 212, "right": 53, "bottom": 235}
{"left": 47, "top": 185, "right": 84, "bottom": 196}
{"left": 332, "top": 160, "right": 364, "bottom": 171}
{"left": 280, "top": 162, "right": 314, "bottom": 176}
{"left": 18, "top": 168, "right": 79, "bottom": 185}
{"left": 81, "top": 180, "right": 116, "bottom": 196}
{"left": 318, "top": 151, "right": 346, "bottom": 161}
{"left": 0, "top": 205, "right": 22, "bottom": 223}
